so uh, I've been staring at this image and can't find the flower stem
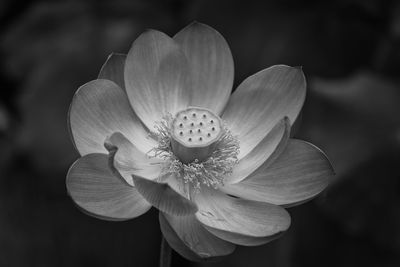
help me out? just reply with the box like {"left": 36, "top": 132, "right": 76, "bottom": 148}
{"left": 159, "top": 236, "right": 172, "bottom": 267}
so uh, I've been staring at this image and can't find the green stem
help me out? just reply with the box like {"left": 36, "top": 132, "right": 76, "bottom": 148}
{"left": 159, "top": 236, "right": 172, "bottom": 267}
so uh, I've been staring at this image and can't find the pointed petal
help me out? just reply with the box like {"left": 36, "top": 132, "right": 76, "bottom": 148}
{"left": 66, "top": 154, "right": 151, "bottom": 220}
{"left": 222, "top": 140, "right": 334, "bottom": 206}
{"left": 125, "top": 30, "right": 191, "bottom": 129}
{"left": 225, "top": 117, "right": 290, "bottom": 184}
{"left": 174, "top": 22, "right": 234, "bottom": 115}
{"left": 194, "top": 189, "right": 290, "bottom": 245}
{"left": 222, "top": 65, "right": 306, "bottom": 158}
{"left": 160, "top": 212, "right": 235, "bottom": 260}
{"left": 104, "top": 132, "right": 162, "bottom": 186}
{"left": 69, "top": 79, "right": 155, "bottom": 156}
{"left": 132, "top": 176, "right": 197, "bottom": 216}
{"left": 98, "top": 53, "right": 126, "bottom": 91}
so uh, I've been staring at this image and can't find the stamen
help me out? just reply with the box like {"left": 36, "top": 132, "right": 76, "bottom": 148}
{"left": 148, "top": 108, "right": 240, "bottom": 190}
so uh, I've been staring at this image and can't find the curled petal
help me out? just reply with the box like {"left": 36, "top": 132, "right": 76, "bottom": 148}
{"left": 69, "top": 79, "right": 155, "bottom": 155}
{"left": 132, "top": 176, "right": 197, "bottom": 216}
{"left": 159, "top": 212, "right": 235, "bottom": 261}
{"left": 222, "top": 65, "right": 306, "bottom": 158}
{"left": 174, "top": 22, "right": 234, "bottom": 115}
{"left": 225, "top": 117, "right": 290, "bottom": 184}
{"left": 66, "top": 153, "right": 151, "bottom": 221}
{"left": 125, "top": 30, "right": 191, "bottom": 128}
{"left": 98, "top": 53, "right": 126, "bottom": 91}
{"left": 221, "top": 139, "right": 334, "bottom": 206}
{"left": 104, "top": 132, "right": 162, "bottom": 186}
{"left": 194, "top": 188, "right": 290, "bottom": 245}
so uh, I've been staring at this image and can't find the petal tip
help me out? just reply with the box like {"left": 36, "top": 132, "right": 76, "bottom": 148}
{"left": 176, "top": 21, "right": 224, "bottom": 40}
{"left": 298, "top": 140, "right": 335, "bottom": 175}
{"left": 188, "top": 21, "right": 211, "bottom": 29}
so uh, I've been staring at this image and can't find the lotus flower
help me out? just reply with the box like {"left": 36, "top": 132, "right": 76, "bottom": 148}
{"left": 67, "top": 22, "right": 334, "bottom": 261}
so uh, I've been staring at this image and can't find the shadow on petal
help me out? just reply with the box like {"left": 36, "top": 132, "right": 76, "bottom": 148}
{"left": 159, "top": 212, "right": 234, "bottom": 262}
{"left": 104, "top": 131, "right": 162, "bottom": 186}
{"left": 132, "top": 175, "right": 198, "bottom": 216}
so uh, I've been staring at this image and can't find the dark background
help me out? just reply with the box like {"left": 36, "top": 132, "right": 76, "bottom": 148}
{"left": 1, "top": 0, "right": 400, "bottom": 266}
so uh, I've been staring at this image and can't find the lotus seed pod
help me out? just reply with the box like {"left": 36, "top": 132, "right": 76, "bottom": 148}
{"left": 170, "top": 107, "right": 223, "bottom": 163}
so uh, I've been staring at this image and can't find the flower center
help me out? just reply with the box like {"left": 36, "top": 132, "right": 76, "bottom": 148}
{"left": 170, "top": 107, "right": 223, "bottom": 164}
{"left": 149, "top": 107, "right": 239, "bottom": 189}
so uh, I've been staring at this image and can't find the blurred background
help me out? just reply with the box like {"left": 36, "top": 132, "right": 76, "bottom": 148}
{"left": 0, "top": 0, "right": 400, "bottom": 266}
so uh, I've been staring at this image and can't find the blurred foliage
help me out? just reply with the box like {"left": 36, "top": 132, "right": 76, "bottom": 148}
{"left": 0, "top": 0, "right": 399, "bottom": 266}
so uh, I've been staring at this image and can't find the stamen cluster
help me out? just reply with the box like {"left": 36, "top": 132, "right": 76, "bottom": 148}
{"left": 148, "top": 114, "right": 239, "bottom": 189}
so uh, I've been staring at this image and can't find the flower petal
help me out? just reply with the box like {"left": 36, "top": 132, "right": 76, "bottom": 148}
{"left": 160, "top": 212, "right": 235, "bottom": 260}
{"left": 66, "top": 153, "right": 151, "bottom": 220}
{"left": 221, "top": 140, "right": 334, "bottom": 206}
{"left": 132, "top": 175, "right": 197, "bottom": 216}
{"left": 159, "top": 212, "right": 205, "bottom": 262}
{"left": 222, "top": 65, "right": 306, "bottom": 158}
{"left": 225, "top": 117, "right": 290, "bottom": 184}
{"left": 174, "top": 22, "right": 234, "bottom": 115}
{"left": 194, "top": 188, "right": 290, "bottom": 244}
{"left": 104, "top": 132, "right": 163, "bottom": 186}
{"left": 98, "top": 53, "right": 126, "bottom": 91}
{"left": 202, "top": 228, "right": 284, "bottom": 246}
{"left": 124, "top": 30, "right": 191, "bottom": 129}
{"left": 69, "top": 79, "right": 155, "bottom": 155}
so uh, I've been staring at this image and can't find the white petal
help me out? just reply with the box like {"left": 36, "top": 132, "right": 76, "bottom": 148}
{"left": 124, "top": 30, "right": 191, "bottom": 129}
{"left": 222, "top": 65, "right": 306, "bottom": 158}
{"left": 98, "top": 53, "right": 126, "bottom": 91}
{"left": 69, "top": 79, "right": 155, "bottom": 155}
{"left": 221, "top": 140, "right": 334, "bottom": 206}
{"left": 160, "top": 212, "right": 235, "bottom": 260}
{"left": 225, "top": 117, "right": 290, "bottom": 184}
{"left": 159, "top": 212, "right": 205, "bottom": 262}
{"left": 132, "top": 175, "right": 197, "bottom": 216}
{"left": 66, "top": 153, "right": 151, "bottom": 220}
{"left": 194, "top": 188, "right": 290, "bottom": 244}
{"left": 174, "top": 22, "right": 234, "bottom": 115}
{"left": 104, "top": 132, "right": 163, "bottom": 186}
{"left": 202, "top": 228, "right": 284, "bottom": 246}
